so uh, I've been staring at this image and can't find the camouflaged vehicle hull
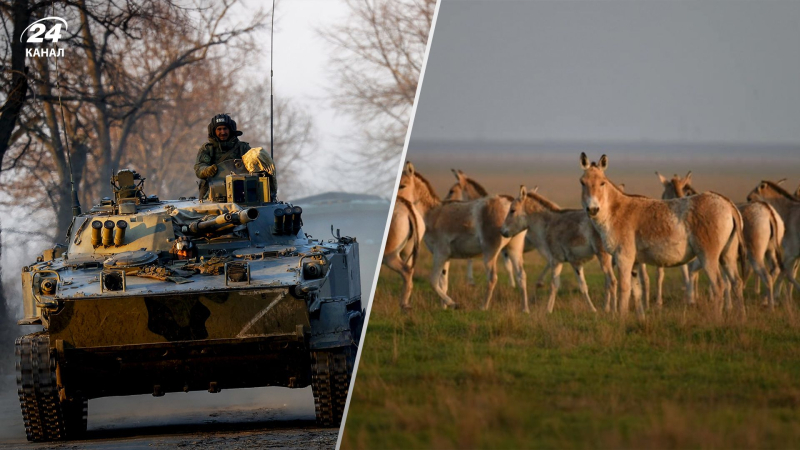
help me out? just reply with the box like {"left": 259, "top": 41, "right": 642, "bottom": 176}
{"left": 15, "top": 169, "right": 363, "bottom": 442}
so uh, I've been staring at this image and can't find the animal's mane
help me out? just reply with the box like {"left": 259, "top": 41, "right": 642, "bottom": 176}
{"left": 762, "top": 180, "right": 799, "bottom": 202}
{"left": 607, "top": 179, "right": 647, "bottom": 198}
{"left": 525, "top": 191, "right": 561, "bottom": 211}
{"left": 395, "top": 195, "right": 414, "bottom": 210}
{"left": 466, "top": 178, "right": 488, "bottom": 197}
{"left": 414, "top": 172, "right": 440, "bottom": 202}
{"left": 670, "top": 177, "right": 698, "bottom": 197}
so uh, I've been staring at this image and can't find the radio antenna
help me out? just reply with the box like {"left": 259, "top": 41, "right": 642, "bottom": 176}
{"left": 270, "top": 0, "right": 275, "bottom": 160}
{"left": 52, "top": 2, "right": 81, "bottom": 217}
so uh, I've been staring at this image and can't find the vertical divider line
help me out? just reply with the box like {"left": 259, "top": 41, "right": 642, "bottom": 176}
{"left": 335, "top": 0, "right": 445, "bottom": 447}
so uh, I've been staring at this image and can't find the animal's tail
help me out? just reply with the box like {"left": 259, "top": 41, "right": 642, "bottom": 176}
{"left": 714, "top": 192, "right": 746, "bottom": 277}
{"left": 397, "top": 196, "right": 421, "bottom": 268}
{"left": 764, "top": 202, "right": 784, "bottom": 272}
{"left": 409, "top": 207, "right": 420, "bottom": 268}
{"left": 732, "top": 200, "right": 747, "bottom": 278}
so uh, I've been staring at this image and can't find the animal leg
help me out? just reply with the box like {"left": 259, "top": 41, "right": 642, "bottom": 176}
{"left": 481, "top": 249, "right": 502, "bottom": 311}
{"left": 753, "top": 259, "right": 774, "bottom": 309}
{"left": 632, "top": 268, "right": 643, "bottom": 312}
{"left": 466, "top": 260, "right": 476, "bottom": 286}
{"left": 430, "top": 252, "right": 457, "bottom": 309}
{"left": 656, "top": 267, "right": 665, "bottom": 309}
{"left": 640, "top": 264, "right": 650, "bottom": 310}
{"left": 535, "top": 266, "right": 550, "bottom": 289}
{"left": 441, "top": 261, "right": 451, "bottom": 295}
{"left": 721, "top": 243, "right": 745, "bottom": 315}
{"left": 572, "top": 263, "right": 597, "bottom": 313}
{"left": 383, "top": 254, "right": 414, "bottom": 309}
{"left": 505, "top": 237, "right": 529, "bottom": 313}
{"left": 502, "top": 249, "right": 517, "bottom": 288}
{"left": 617, "top": 258, "right": 636, "bottom": 319}
{"left": 700, "top": 256, "right": 725, "bottom": 314}
{"left": 780, "top": 255, "right": 800, "bottom": 304}
{"left": 533, "top": 266, "right": 550, "bottom": 303}
{"left": 685, "top": 261, "right": 699, "bottom": 305}
{"left": 546, "top": 262, "right": 563, "bottom": 314}
{"left": 598, "top": 252, "right": 617, "bottom": 313}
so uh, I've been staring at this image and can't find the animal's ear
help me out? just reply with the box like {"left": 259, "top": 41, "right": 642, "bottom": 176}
{"left": 451, "top": 168, "right": 460, "bottom": 181}
{"left": 404, "top": 161, "right": 415, "bottom": 176}
{"left": 519, "top": 185, "right": 527, "bottom": 200}
{"left": 579, "top": 152, "right": 590, "bottom": 170}
{"left": 796, "top": 184, "right": 800, "bottom": 197}
{"left": 656, "top": 171, "right": 668, "bottom": 185}
{"left": 777, "top": 178, "right": 787, "bottom": 185}
{"left": 532, "top": 185, "right": 539, "bottom": 193}
{"left": 685, "top": 171, "right": 692, "bottom": 184}
{"left": 618, "top": 183, "right": 626, "bottom": 192}
{"left": 598, "top": 154, "right": 608, "bottom": 171}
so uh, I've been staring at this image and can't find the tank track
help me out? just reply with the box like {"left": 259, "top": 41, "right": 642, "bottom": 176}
{"left": 311, "top": 347, "right": 354, "bottom": 427}
{"left": 16, "top": 332, "right": 87, "bottom": 442}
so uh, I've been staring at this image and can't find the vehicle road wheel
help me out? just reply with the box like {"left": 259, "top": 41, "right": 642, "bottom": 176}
{"left": 16, "top": 333, "right": 87, "bottom": 441}
{"left": 311, "top": 346, "right": 354, "bottom": 427}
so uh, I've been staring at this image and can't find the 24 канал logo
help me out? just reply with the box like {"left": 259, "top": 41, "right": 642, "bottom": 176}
{"left": 23, "top": 17, "right": 67, "bottom": 58}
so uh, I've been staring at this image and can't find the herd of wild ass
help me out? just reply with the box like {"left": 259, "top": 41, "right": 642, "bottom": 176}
{"left": 384, "top": 153, "right": 800, "bottom": 318}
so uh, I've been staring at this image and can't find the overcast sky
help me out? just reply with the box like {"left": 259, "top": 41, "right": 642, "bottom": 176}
{"left": 412, "top": 0, "right": 800, "bottom": 146}
{"left": 236, "top": 0, "right": 361, "bottom": 195}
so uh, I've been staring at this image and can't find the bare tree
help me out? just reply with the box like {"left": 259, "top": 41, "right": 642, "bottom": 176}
{"left": 323, "top": 0, "right": 435, "bottom": 192}
{"left": 3, "top": 0, "right": 268, "bottom": 236}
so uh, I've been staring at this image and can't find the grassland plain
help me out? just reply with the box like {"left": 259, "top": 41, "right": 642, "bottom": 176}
{"left": 342, "top": 247, "right": 800, "bottom": 449}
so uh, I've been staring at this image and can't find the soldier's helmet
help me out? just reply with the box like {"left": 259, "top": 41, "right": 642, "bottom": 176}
{"left": 208, "top": 113, "right": 243, "bottom": 139}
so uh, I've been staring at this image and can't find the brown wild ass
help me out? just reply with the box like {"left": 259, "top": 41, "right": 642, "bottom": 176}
{"left": 653, "top": 172, "right": 698, "bottom": 307}
{"left": 747, "top": 180, "right": 800, "bottom": 299}
{"left": 658, "top": 172, "right": 784, "bottom": 308}
{"left": 403, "top": 163, "right": 529, "bottom": 311}
{"left": 579, "top": 153, "right": 745, "bottom": 318}
{"left": 445, "top": 170, "right": 518, "bottom": 289}
{"left": 501, "top": 185, "right": 617, "bottom": 313}
{"left": 382, "top": 163, "right": 425, "bottom": 309}
{"left": 738, "top": 201, "right": 784, "bottom": 308}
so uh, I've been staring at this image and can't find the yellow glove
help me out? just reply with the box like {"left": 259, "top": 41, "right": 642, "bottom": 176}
{"left": 200, "top": 164, "right": 218, "bottom": 178}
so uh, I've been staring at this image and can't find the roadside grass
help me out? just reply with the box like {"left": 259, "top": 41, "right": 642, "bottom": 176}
{"left": 342, "top": 248, "right": 800, "bottom": 449}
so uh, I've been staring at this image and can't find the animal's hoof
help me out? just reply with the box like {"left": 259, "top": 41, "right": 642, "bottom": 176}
{"left": 523, "top": 309, "right": 530, "bottom": 314}
{"left": 536, "top": 282, "right": 545, "bottom": 289}
{"left": 445, "top": 302, "right": 459, "bottom": 310}
{"left": 400, "top": 304, "right": 412, "bottom": 312}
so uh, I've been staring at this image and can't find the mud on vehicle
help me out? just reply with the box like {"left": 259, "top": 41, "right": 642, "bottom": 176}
{"left": 16, "top": 164, "right": 364, "bottom": 441}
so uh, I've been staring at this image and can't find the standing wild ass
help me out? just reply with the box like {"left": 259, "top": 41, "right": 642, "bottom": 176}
{"left": 661, "top": 172, "right": 784, "bottom": 308}
{"left": 445, "top": 169, "right": 518, "bottom": 288}
{"left": 747, "top": 180, "right": 800, "bottom": 300}
{"left": 382, "top": 162, "right": 425, "bottom": 309}
{"left": 653, "top": 172, "right": 698, "bottom": 307}
{"left": 580, "top": 153, "right": 745, "bottom": 318}
{"left": 403, "top": 163, "right": 529, "bottom": 311}
{"left": 501, "top": 185, "right": 617, "bottom": 313}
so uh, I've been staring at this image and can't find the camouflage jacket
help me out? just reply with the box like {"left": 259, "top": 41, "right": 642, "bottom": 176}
{"left": 194, "top": 138, "right": 251, "bottom": 179}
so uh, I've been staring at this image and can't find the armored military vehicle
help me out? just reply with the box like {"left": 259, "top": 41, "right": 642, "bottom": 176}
{"left": 15, "top": 162, "right": 364, "bottom": 441}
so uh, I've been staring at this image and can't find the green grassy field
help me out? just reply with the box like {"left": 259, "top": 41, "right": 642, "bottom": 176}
{"left": 342, "top": 249, "right": 800, "bottom": 449}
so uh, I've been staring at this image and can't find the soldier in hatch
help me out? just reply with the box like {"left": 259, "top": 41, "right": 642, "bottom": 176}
{"left": 195, "top": 113, "right": 277, "bottom": 199}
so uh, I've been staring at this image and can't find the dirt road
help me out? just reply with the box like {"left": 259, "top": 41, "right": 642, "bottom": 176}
{"left": 0, "top": 377, "right": 337, "bottom": 449}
